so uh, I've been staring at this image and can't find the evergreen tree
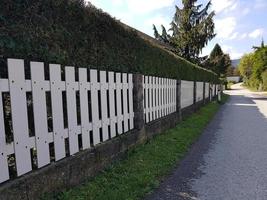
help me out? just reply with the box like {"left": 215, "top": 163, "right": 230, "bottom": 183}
{"left": 205, "top": 44, "right": 231, "bottom": 76}
{"left": 153, "top": 0, "right": 215, "bottom": 63}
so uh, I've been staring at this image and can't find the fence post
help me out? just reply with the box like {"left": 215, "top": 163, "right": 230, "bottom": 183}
{"left": 133, "top": 74, "right": 144, "bottom": 130}
{"left": 176, "top": 79, "right": 181, "bottom": 121}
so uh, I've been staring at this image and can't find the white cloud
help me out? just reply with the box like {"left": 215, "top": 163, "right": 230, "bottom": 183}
{"left": 221, "top": 45, "right": 243, "bottom": 59}
{"left": 144, "top": 15, "right": 171, "bottom": 36}
{"left": 127, "top": 0, "right": 174, "bottom": 14}
{"left": 240, "top": 33, "right": 247, "bottom": 39}
{"left": 229, "top": 32, "right": 238, "bottom": 40}
{"left": 242, "top": 8, "right": 250, "bottom": 15}
{"left": 249, "top": 29, "right": 264, "bottom": 39}
{"left": 215, "top": 17, "right": 237, "bottom": 39}
{"left": 254, "top": 0, "right": 267, "bottom": 9}
{"left": 211, "top": 0, "right": 237, "bottom": 14}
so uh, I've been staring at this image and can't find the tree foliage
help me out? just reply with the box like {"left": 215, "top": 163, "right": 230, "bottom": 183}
{"left": 153, "top": 0, "right": 215, "bottom": 63}
{"left": 0, "top": 0, "right": 218, "bottom": 82}
{"left": 204, "top": 44, "right": 231, "bottom": 77}
{"left": 238, "top": 40, "right": 267, "bottom": 90}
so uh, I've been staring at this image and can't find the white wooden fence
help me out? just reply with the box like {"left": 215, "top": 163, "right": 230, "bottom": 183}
{"left": 181, "top": 81, "right": 194, "bottom": 109}
{"left": 0, "top": 59, "right": 220, "bottom": 185}
{"left": 0, "top": 59, "right": 134, "bottom": 183}
{"left": 196, "top": 82, "right": 204, "bottom": 102}
{"left": 205, "top": 83, "right": 209, "bottom": 99}
{"left": 143, "top": 76, "right": 177, "bottom": 123}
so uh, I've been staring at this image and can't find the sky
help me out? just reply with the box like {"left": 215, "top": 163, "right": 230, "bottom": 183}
{"left": 87, "top": 0, "right": 267, "bottom": 60}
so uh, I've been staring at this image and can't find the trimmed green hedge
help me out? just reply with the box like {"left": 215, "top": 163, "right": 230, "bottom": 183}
{"left": 0, "top": 0, "right": 218, "bottom": 82}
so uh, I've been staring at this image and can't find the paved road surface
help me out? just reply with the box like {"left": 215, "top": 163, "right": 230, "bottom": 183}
{"left": 145, "top": 83, "right": 267, "bottom": 200}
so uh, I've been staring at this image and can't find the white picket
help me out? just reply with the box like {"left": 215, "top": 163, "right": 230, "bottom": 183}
{"left": 79, "top": 68, "right": 92, "bottom": 150}
{"left": 152, "top": 77, "right": 156, "bottom": 120}
{"left": 160, "top": 78, "right": 163, "bottom": 117}
{"left": 145, "top": 76, "right": 149, "bottom": 123}
{"left": 90, "top": 70, "right": 101, "bottom": 145}
{"left": 108, "top": 72, "right": 116, "bottom": 138}
{"left": 122, "top": 73, "right": 129, "bottom": 132}
{"left": 149, "top": 76, "right": 153, "bottom": 121}
{"left": 65, "top": 67, "right": 79, "bottom": 155}
{"left": 50, "top": 64, "right": 66, "bottom": 161}
{"left": 155, "top": 77, "right": 158, "bottom": 119}
{"left": 8, "top": 59, "right": 32, "bottom": 176}
{"left": 31, "top": 62, "right": 50, "bottom": 167}
{"left": 100, "top": 71, "right": 109, "bottom": 141}
{"left": 116, "top": 73, "right": 123, "bottom": 134}
{"left": 128, "top": 74, "right": 134, "bottom": 129}
{"left": 0, "top": 91, "right": 9, "bottom": 183}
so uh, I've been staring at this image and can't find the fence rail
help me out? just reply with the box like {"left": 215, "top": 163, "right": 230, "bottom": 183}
{"left": 0, "top": 59, "right": 134, "bottom": 183}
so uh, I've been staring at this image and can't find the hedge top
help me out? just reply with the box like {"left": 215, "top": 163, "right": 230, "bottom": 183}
{"left": 0, "top": 0, "right": 218, "bottom": 82}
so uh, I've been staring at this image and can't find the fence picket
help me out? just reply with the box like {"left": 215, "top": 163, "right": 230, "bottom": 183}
{"left": 90, "top": 70, "right": 101, "bottom": 145}
{"left": 79, "top": 68, "right": 92, "bottom": 150}
{"left": 116, "top": 73, "right": 123, "bottom": 134}
{"left": 122, "top": 73, "right": 129, "bottom": 132}
{"left": 65, "top": 67, "right": 79, "bottom": 155}
{"left": 108, "top": 72, "right": 116, "bottom": 138}
{"left": 50, "top": 64, "right": 66, "bottom": 161}
{"left": 31, "top": 62, "right": 50, "bottom": 167}
{"left": 8, "top": 59, "right": 32, "bottom": 176}
{"left": 128, "top": 74, "right": 134, "bottom": 129}
{"left": 100, "top": 71, "right": 109, "bottom": 141}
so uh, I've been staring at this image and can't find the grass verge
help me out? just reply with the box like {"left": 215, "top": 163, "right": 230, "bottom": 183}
{"left": 44, "top": 94, "right": 229, "bottom": 200}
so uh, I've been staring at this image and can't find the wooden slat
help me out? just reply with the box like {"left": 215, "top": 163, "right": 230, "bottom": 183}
{"left": 108, "top": 72, "right": 116, "bottom": 138}
{"left": 164, "top": 78, "right": 167, "bottom": 116}
{"left": 159, "top": 78, "right": 163, "bottom": 117}
{"left": 65, "top": 67, "right": 79, "bottom": 155}
{"left": 122, "top": 73, "right": 129, "bottom": 132}
{"left": 0, "top": 79, "right": 9, "bottom": 92}
{"left": 79, "top": 68, "right": 91, "bottom": 149}
{"left": 100, "top": 71, "right": 109, "bottom": 141}
{"left": 128, "top": 74, "right": 134, "bottom": 129}
{"left": 116, "top": 73, "right": 123, "bottom": 134}
{"left": 8, "top": 59, "right": 32, "bottom": 176}
{"left": 155, "top": 77, "right": 158, "bottom": 119}
{"left": 90, "top": 70, "right": 101, "bottom": 145}
{"left": 50, "top": 64, "right": 66, "bottom": 161}
{"left": 0, "top": 91, "right": 9, "bottom": 183}
{"left": 151, "top": 77, "right": 155, "bottom": 120}
{"left": 31, "top": 62, "right": 50, "bottom": 168}
{"left": 145, "top": 76, "right": 149, "bottom": 123}
{"left": 149, "top": 76, "right": 153, "bottom": 121}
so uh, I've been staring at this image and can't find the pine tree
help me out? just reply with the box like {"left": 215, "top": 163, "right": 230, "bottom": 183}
{"left": 153, "top": 0, "right": 215, "bottom": 63}
{"left": 205, "top": 44, "right": 231, "bottom": 76}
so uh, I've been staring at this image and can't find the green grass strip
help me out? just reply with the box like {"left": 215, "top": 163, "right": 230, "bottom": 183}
{"left": 45, "top": 94, "right": 229, "bottom": 200}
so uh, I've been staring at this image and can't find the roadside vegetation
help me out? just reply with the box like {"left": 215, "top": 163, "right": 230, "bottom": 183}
{"left": 43, "top": 95, "right": 229, "bottom": 200}
{"left": 238, "top": 40, "right": 267, "bottom": 91}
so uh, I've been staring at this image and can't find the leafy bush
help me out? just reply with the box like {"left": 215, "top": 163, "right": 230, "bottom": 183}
{"left": 261, "top": 70, "right": 267, "bottom": 91}
{"left": 0, "top": 0, "right": 218, "bottom": 82}
{"left": 238, "top": 44, "right": 267, "bottom": 91}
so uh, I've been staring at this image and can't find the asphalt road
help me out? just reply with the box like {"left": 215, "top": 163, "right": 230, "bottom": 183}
{"left": 145, "top": 84, "right": 267, "bottom": 200}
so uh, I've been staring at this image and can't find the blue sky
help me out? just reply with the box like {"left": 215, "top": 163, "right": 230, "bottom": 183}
{"left": 88, "top": 0, "right": 267, "bottom": 59}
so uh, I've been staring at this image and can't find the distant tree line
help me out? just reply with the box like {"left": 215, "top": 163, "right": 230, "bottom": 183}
{"left": 238, "top": 40, "right": 267, "bottom": 91}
